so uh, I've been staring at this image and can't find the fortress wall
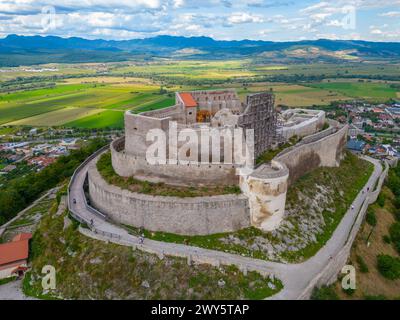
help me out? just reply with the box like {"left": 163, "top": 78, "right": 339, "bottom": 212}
{"left": 190, "top": 89, "right": 242, "bottom": 113}
{"left": 112, "top": 137, "right": 240, "bottom": 186}
{"left": 275, "top": 124, "right": 348, "bottom": 185}
{"left": 240, "top": 123, "right": 348, "bottom": 231}
{"left": 124, "top": 111, "right": 171, "bottom": 156}
{"left": 281, "top": 110, "right": 325, "bottom": 140}
{"left": 88, "top": 160, "right": 250, "bottom": 235}
{"left": 141, "top": 105, "right": 183, "bottom": 123}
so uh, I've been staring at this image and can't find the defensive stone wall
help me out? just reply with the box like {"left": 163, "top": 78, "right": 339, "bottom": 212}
{"left": 275, "top": 122, "right": 348, "bottom": 185}
{"left": 240, "top": 121, "right": 348, "bottom": 231}
{"left": 88, "top": 157, "right": 250, "bottom": 235}
{"left": 111, "top": 137, "right": 240, "bottom": 186}
{"left": 280, "top": 109, "right": 325, "bottom": 141}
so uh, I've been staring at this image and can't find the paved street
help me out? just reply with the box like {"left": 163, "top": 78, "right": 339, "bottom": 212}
{"left": 0, "top": 280, "right": 36, "bottom": 300}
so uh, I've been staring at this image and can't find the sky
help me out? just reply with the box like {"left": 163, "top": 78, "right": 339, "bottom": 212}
{"left": 0, "top": 0, "right": 399, "bottom": 41}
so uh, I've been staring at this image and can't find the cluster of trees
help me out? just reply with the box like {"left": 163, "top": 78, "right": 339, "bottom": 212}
{"left": 0, "top": 139, "right": 107, "bottom": 225}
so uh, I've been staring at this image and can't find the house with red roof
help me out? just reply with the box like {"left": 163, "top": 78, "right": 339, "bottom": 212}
{"left": 0, "top": 233, "right": 32, "bottom": 279}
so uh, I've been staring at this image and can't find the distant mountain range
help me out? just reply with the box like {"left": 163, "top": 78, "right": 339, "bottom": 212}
{"left": 0, "top": 34, "right": 400, "bottom": 67}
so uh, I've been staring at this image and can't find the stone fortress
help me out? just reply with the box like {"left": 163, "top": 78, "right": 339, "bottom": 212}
{"left": 88, "top": 89, "right": 348, "bottom": 235}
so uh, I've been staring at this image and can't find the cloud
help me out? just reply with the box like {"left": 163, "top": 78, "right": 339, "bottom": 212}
{"left": 380, "top": 11, "right": 400, "bottom": 18}
{"left": 246, "top": 0, "right": 294, "bottom": 8}
{"left": 0, "top": 0, "right": 399, "bottom": 41}
{"left": 227, "top": 12, "right": 264, "bottom": 24}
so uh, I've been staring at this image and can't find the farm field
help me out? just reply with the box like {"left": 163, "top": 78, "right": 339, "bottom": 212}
{"left": 64, "top": 110, "right": 125, "bottom": 129}
{"left": 1, "top": 60, "right": 399, "bottom": 128}
{"left": 0, "top": 80, "right": 177, "bottom": 127}
{"left": 7, "top": 107, "right": 104, "bottom": 126}
{"left": 110, "top": 60, "right": 256, "bottom": 80}
{"left": 236, "top": 84, "right": 350, "bottom": 106}
{"left": 308, "top": 82, "right": 399, "bottom": 102}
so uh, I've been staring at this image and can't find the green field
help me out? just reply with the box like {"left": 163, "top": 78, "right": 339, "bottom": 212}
{"left": 7, "top": 107, "right": 105, "bottom": 126}
{"left": 0, "top": 60, "right": 399, "bottom": 128}
{"left": 0, "top": 81, "right": 177, "bottom": 127}
{"left": 64, "top": 110, "right": 125, "bottom": 129}
{"left": 308, "top": 82, "right": 398, "bottom": 102}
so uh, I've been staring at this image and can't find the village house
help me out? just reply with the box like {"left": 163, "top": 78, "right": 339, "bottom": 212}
{"left": 0, "top": 233, "right": 32, "bottom": 279}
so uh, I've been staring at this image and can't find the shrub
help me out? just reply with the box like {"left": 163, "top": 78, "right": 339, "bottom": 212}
{"left": 356, "top": 255, "right": 369, "bottom": 273}
{"left": 311, "top": 285, "right": 339, "bottom": 300}
{"left": 343, "top": 287, "right": 356, "bottom": 296}
{"left": 366, "top": 208, "right": 377, "bottom": 227}
{"left": 377, "top": 193, "right": 385, "bottom": 207}
{"left": 393, "top": 208, "right": 400, "bottom": 221}
{"left": 377, "top": 254, "right": 400, "bottom": 280}
{"left": 393, "top": 197, "right": 400, "bottom": 210}
{"left": 383, "top": 235, "right": 392, "bottom": 244}
{"left": 364, "top": 294, "right": 387, "bottom": 300}
{"left": 389, "top": 222, "right": 400, "bottom": 254}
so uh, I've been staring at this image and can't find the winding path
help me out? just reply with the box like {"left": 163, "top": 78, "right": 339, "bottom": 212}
{"left": 68, "top": 149, "right": 385, "bottom": 300}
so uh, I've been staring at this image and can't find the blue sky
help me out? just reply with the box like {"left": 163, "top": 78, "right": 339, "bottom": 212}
{"left": 0, "top": 0, "right": 399, "bottom": 41}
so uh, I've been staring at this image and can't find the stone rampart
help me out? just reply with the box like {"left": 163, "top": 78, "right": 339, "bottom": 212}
{"left": 111, "top": 137, "right": 239, "bottom": 186}
{"left": 280, "top": 109, "right": 325, "bottom": 140}
{"left": 88, "top": 157, "right": 250, "bottom": 235}
{"left": 275, "top": 123, "right": 348, "bottom": 185}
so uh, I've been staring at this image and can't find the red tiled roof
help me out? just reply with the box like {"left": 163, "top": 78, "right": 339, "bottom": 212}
{"left": 179, "top": 92, "right": 197, "bottom": 108}
{"left": 0, "top": 233, "right": 31, "bottom": 266}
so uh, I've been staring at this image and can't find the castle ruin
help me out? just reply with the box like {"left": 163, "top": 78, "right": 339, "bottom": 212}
{"left": 87, "top": 89, "right": 348, "bottom": 235}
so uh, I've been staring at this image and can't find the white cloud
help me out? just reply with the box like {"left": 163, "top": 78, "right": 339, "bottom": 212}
{"left": 380, "top": 11, "right": 400, "bottom": 18}
{"left": 0, "top": 0, "right": 399, "bottom": 41}
{"left": 370, "top": 28, "right": 400, "bottom": 38}
{"left": 227, "top": 12, "right": 264, "bottom": 24}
